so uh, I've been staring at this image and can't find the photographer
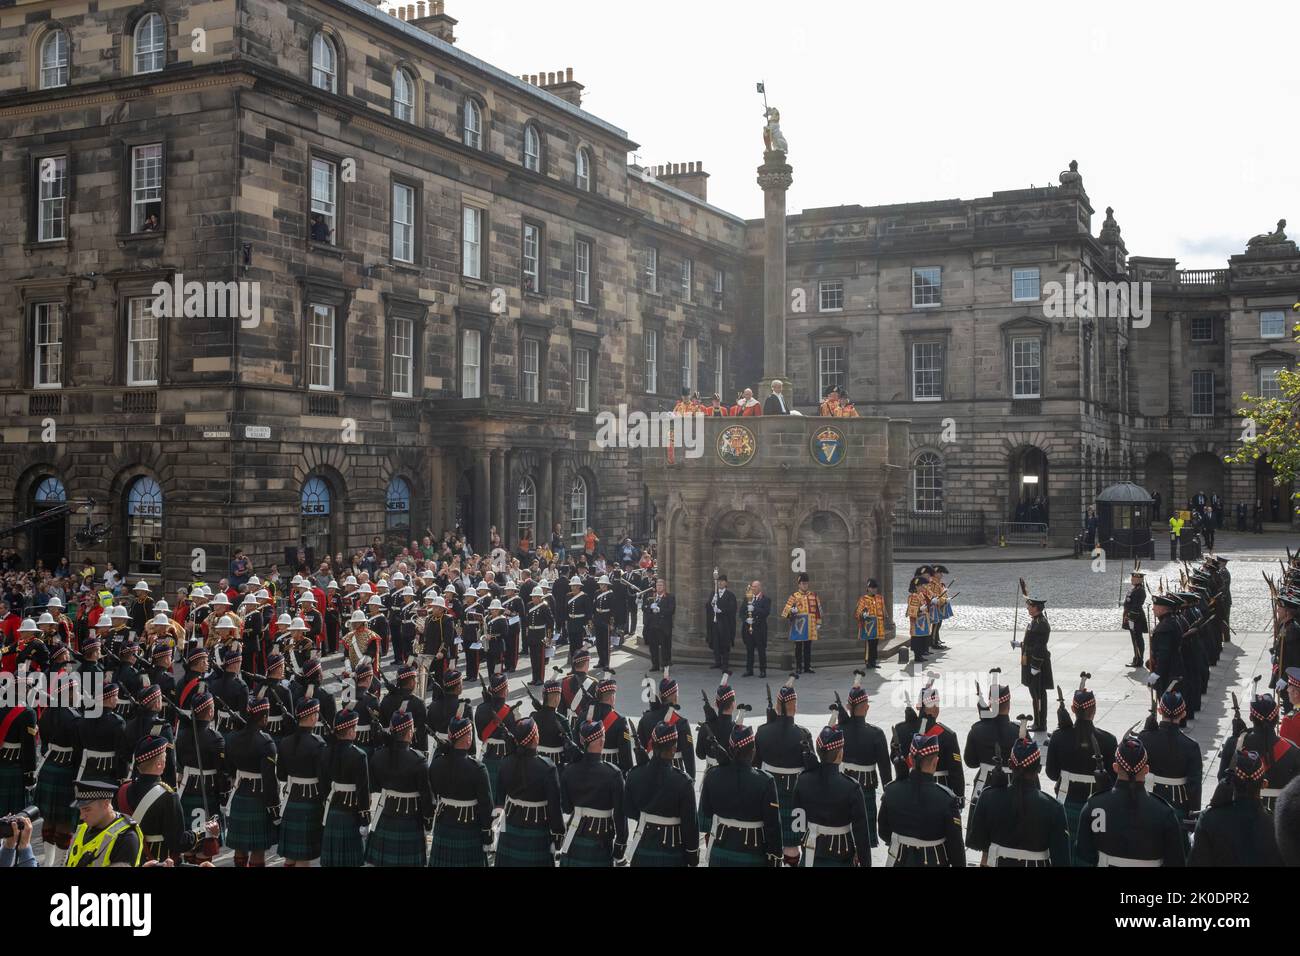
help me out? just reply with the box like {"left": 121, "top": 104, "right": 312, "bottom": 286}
{"left": 0, "top": 810, "right": 38, "bottom": 868}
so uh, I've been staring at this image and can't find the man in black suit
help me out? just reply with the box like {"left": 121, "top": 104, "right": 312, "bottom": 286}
{"left": 641, "top": 579, "right": 675, "bottom": 672}
{"left": 742, "top": 579, "right": 772, "bottom": 678}
{"left": 707, "top": 574, "right": 738, "bottom": 671}
{"left": 762, "top": 379, "right": 789, "bottom": 416}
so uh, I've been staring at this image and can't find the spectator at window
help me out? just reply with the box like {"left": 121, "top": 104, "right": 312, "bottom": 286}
{"left": 310, "top": 213, "right": 332, "bottom": 243}
{"left": 229, "top": 548, "right": 251, "bottom": 589}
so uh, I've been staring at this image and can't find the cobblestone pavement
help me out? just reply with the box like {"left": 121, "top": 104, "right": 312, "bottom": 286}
{"left": 894, "top": 530, "right": 1294, "bottom": 633}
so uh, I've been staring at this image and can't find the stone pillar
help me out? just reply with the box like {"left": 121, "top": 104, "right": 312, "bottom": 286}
{"left": 1168, "top": 312, "right": 1184, "bottom": 417}
{"left": 474, "top": 453, "right": 491, "bottom": 554}
{"left": 491, "top": 450, "right": 506, "bottom": 543}
{"left": 427, "top": 449, "right": 445, "bottom": 536}
{"left": 538, "top": 453, "right": 553, "bottom": 547}
{"left": 552, "top": 452, "right": 566, "bottom": 544}
{"left": 757, "top": 150, "right": 793, "bottom": 384}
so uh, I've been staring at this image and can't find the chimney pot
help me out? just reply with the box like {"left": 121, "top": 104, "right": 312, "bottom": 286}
{"left": 548, "top": 72, "right": 557, "bottom": 85}
{"left": 417, "top": 1, "right": 427, "bottom": 17}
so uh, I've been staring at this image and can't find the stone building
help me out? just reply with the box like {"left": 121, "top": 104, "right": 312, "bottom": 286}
{"left": 1, "top": 0, "right": 1296, "bottom": 591}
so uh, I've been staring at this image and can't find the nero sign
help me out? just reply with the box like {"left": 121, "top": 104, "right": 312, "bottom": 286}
{"left": 49, "top": 887, "right": 152, "bottom": 937}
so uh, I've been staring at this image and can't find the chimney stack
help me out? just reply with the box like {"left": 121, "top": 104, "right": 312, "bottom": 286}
{"left": 656, "top": 161, "right": 710, "bottom": 202}
{"left": 409, "top": 0, "right": 457, "bottom": 43}
{"left": 535, "top": 65, "right": 584, "bottom": 107}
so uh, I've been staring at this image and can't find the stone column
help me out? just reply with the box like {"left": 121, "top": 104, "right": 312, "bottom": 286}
{"left": 491, "top": 450, "right": 506, "bottom": 543}
{"left": 1168, "top": 312, "right": 1184, "bottom": 417}
{"left": 538, "top": 453, "right": 553, "bottom": 547}
{"left": 474, "top": 453, "right": 491, "bottom": 554}
{"left": 757, "top": 150, "right": 793, "bottom": 384}
{"left": 552, "top": 452, "right": 566, "bottom": 544}
{"left": 427, "top": 449, "right": 445, "bottom": 536}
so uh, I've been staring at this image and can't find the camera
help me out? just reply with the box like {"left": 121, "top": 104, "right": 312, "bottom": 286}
{"left": 0, "top": 807, "right": 40, "bottom": 841}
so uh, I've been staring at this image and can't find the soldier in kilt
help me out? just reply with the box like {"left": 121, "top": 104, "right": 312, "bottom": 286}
{"left": 475, "top": 671, "right": 517, "bottom": 807}
{"left": 174, "top": 689, "right": 228, "bottom": 863}
{"left": 1044, "top": 683, "right": 1117, "bottom": 865}
{"left": 321, "top": 708, "right": 370, "bottom": 867}
{"left": 366, "top": 706, "right": 434, "bottom": 867}
{"left": 754, "top": 679, "right": 816, "bottom": 853}
{"left": 35, "top": 670, "right": 80, "bottom": 866}
{"left": 558, "top": 717, "right": 626, "bottom": 866}
{"left": 427, "top": 714, "right": 493, "bottom": 867}
{"left": 223, "top": 695, "right": 280, "bottom": 866}
{"left": 834, "top": 673, "right": 892, "bottom": 848}
{"left": 794, "top": 719, "right": 871, "bottom": 867}
{"left": 625, "top": 721, "right": 699, "bottom": 866}
{"left": 495, "top": 717, "right": 564, "bottom": 866}
{"left": 696, "top": 719, "right": 781, "bottom": 867}
{"left": 277, "top": 696, "right": 328, "bottom": 865}
{"left": 0, "top": 696, "right": 36, "bottom": 816}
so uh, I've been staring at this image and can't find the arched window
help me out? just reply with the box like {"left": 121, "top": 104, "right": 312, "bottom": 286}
{"left": 133, "top": 13, "right": 165, "bottom": 75}
{"left": 575, "top": 148, "right": 592, "bottom": 192}
{"left": 522, "top": 124, "right": 541, "bottom": 172}
{"left": 301, "top": 476, "right": 332, "bottom": 560}
{"left": 392, "top": 67, "right": 414, "bottom": 122}
{"left": 126, "top": 476, "right": 163, "bottom": 576}
{"left": 40, "top": 30, "right": 69, "bottom": 89}
{"left": 463, "top": 97, "right": 482, "bottom": 149}
{"left": 385, "top": 476, "right": 411, "bottom": 551}
{"left": 34, "top": 476, "right": 67, "bottom": 504}
{"left": 517, "top": 477, "right": 537, "bottom": 545}
{"left": 311, "top": 32, "right": 337, "bottom": 93}
{"left": 913, "top": 453, "right": 944, "bottom": 513}
{"left": 569, "top": 475, "right": 588, "bottom": 546}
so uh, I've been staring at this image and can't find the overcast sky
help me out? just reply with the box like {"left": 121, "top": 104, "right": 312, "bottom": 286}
{"left": 416, "top": 0, "right": 1297, "bottom": 268}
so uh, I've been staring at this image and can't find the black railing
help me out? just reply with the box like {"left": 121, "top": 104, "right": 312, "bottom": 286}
{"left": 893, "top": 510, "right": 987, "bottom": 548}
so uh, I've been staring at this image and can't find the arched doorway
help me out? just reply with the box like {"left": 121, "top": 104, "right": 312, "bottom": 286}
{"left": 30, "top": 476, "right": 68, "bottom": 572}
{"left": 1009, "top": 446, "right": 1049, "bottom": 525}
{"left": 1256, "top": 458, "right": 1294, "bottom": 524}
{"left": 1143, "top": 452, "right": 1173, "bottom": 519}
{"left": 385, "top": 476, "right": 412, "bottom": 555}
{"left": 124, "top": 476, "right": 163, "bottom": 578}
{"left": 1185, "top": 452, "right": 1223, "bottom": 508}
{"left": 300, "top": 476, "right": 333, "bottom": 565}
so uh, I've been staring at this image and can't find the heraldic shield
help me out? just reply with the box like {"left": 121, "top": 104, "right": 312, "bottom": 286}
{"left": 788, "top": 611, "right": 810, "bottom": 642}
{"left": 811, "top": 425, "right": 845, "bottom": 466}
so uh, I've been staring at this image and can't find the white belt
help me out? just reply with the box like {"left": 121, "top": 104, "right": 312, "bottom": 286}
{"left": 1055, "top": 770, "right": 1098, "bottom": 804}
{"left": 47, "top": 744, "right": 74, "bottom": 753}
{"left": 226, "top": 770, "right": 269, "bottom": 817}
{"left": 434, "top": 795, "right": 479, "bottom": 827}
{"left": 842, "top": 763, "right": 879, "bottom": 787}
{"left": 1, "top": 741, "right": 23, "bottom": 751}
{"left": 887, "top": 833, "right": 946, "bottom": 867}
{"left": 559, "top": 806, "right": 615, "bottom": 856}
{"left": 701, "top": 815, "right": 765, "bottom": 867}
{"left": 372, "top": 788, "right": 420, "bottom": 833}
{"left": 1097, "top": 852, "right": 1162, "bottom": 867}
{"left": 1145, "top": 774, "right": 1188, "bottom": 789}
{"left": 537, "top": 745, "right": 563, "bottom": 758}
{"left": 77, "top": 747, "right": 117, "bottom": 780}
{"left": 283, "top": 775, "right": 322, "bottom": 806}
{"left": 804, "top": 822, "right": 853, "bottom": 868}
{"left": 324, "top": 781, "right": 358, "bottom": 819}
{"left": 1261, "top": 788, "right": 1284, "bottom": 800}
{"left": 485, "top": 740, "right": 508, "bottom": 752}
{"left": 765, "top": 765, "right": 802, "bottom": 791}
{"left": 626, "top": 813, "right": 683, "bottom": 863}
{"left": 988, "top": 843, "right": 1050, "bottom": 865}
{"left": 178, "top": 767, "right": 216, "bottom": 795}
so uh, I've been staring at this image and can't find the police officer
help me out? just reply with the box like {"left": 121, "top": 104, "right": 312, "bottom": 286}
{"left": 1074, "top": 736, "right": 1185, "bottom": 867}
{"left": 833, "top": 672, "right": 891, "bottom": 848}
{"left": 754, "top": 677, "right": 816, "bottom": 858}
{"left": 1140, "top": 688, "right": 1202, "bottom": 821}
{"left": 878, "top": 733, "right": 965, "bottom": 866}
{"left": 427, "top": 713, "right": 494, "bottom": 867}
{"left": 793, "top": 717, "right": 871, "bottom": 866}
{"left": 65, "top": 776, "right": 143, "bottom": 867}
{"left": 1189, "top": 749, "right": 1284, "bottom": 866}
{"left": 558, "top": 718, "right": 627, "bottom": 867}
{"left": 965, "top": 720, "right": 1069, "bottom": 866}
{"left": 625, "top": 720, "right": 699, "bottom": 866}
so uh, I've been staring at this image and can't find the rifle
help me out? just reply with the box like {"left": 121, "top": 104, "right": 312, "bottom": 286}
{"left": 765, "top": 684, "right": 774, "bottom": 722}
{"left": 1056, "top": 686, "right": 1072, "bottom": 731}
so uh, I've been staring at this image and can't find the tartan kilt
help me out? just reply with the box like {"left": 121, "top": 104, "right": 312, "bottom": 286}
{"left": 630, "top": 839, "right": 687, "bottom": 867}
{"left": 34, "top": 760, "right": 77, "bottom": 828}
{"left": 365, "top": 815, "right": 427, "bottom": 867}
{"left": 428, "top": 820, "right": 487, "bottom": 867}
{"left": 320, "top": 808, "right": 365, "bottom": 867}
{"left": 279, "top": 799, "right": 324, "bottom": 860}
{"left": 0, "top": 763, "right": 27, "bottom": 815}
{"left": 495, "top": 823, "right": 554, "bottom": 867}
{"left": 559, "top": 834, "right": 613, "bottom": 867}
{"left": 804, "top": 846, "right": 855, "bottom": 867}
{"left": 226, "top": 793, "right": 278, "bottom": 852}
{"left": 707, "top": 844, "right": 767, "bottom": 868}
{"left": 1062, "top": 800, "right": 1085, "bottom": 867}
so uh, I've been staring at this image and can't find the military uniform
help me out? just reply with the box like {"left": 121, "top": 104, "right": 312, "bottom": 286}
{"left": 1217, "top": 695, "right": 1300, "bottom": 812}
{"left": 966, "top": 731, "right": 1069, "bottom": 866}
{"left": 1045, "top": 689, "right": 1117, "bottom": 865}
{"left": 116, "top": 736, "right": 207, "bottom": 863}
{"left": 963, "top": 698, "right": 1017, "bottom": 811}
{"left": 475, "top": 673, "right": 518, "bottom": 806}
{"left": 378, "top": 665, "right": 429, "bottom": 752}
{"left": 0, "top": 701, "right": 37, "bottom": 814}
{"left": 835, "top": 679, "right": 891, "bottom": 846}
{"left": 1020, "top": 600, "right": 1052, "bottom": 730}
{"left": 794, "top": 725, "right": 871, "bottom": 867}
{"left": 276, "top": 699, "right": 329, "bottom": 861}
{"left": 559, "top": 724, "right": 628, "bottom": 867}
{"left": 1074, "top": 737, "right": 1185, "bottom": 867}
{"left": 1189, "top": 748, "right": 1284, "bottom": 866}
{"left": 174, "top": 692, "right": 227, "bottom": 849}
{"left": 222, "top": 702, "right": 280, "bottom": 857}
{"left": 590, "top": 676, "right": 635, "bottom": 775}
{"left": 366, "top": 708, "right": 434, "bottom": 867}
{"left": 320, "top": 709, "right": 371, "bottom": 867}
{"left": 877, "top": 733, "right": 965, "bottom": 866}
{"left": 635, "top": 674, "right": 695, "bottom": 779}
{"left": 494, "top": 718, "right": 565, "bottom": 866}
{"left": 524, "top": 595, "right": 554, "bottom": 685}
{"left": 1122, "top": 576, "right": 1148, "bottom": 667}
{"left": 696, "top": 721, "right": 781, "bottom": 867}
{"left": 625, "top": 721, "right": 699, "bottom": 866}
{"left": 696, "top": 678, "right": 736, "bottom": 770}
{"left": 754, "top": 682, "right": 815, "bottom": 847}
{"left": 1139, "top": 691, "right": 1202, "bottom": 820}
{"left": 427, "top": 717, "right": 494, "bottom": 867}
